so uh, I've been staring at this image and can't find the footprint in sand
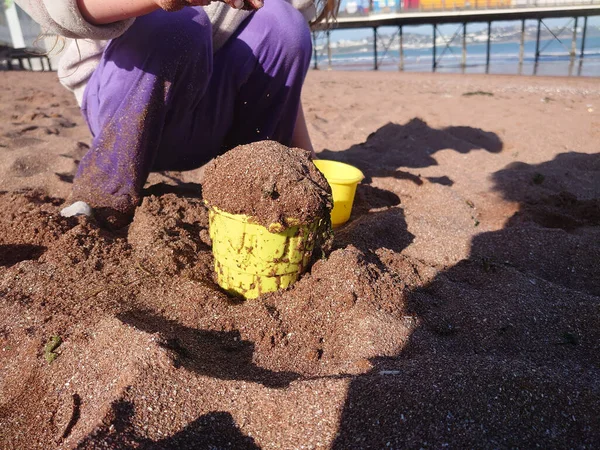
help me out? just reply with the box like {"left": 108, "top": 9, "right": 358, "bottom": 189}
{"left": 2, "top": 124, "right": 44, "bottom": 149}
{"left": 4, "top": 136, "right": 44, "bottom": 149}
{"left": 9, "top": 155, "right": 48, "bottom": 177}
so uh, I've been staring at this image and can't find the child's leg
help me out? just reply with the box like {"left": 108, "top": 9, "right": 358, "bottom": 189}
{"left": 74, "top": 0, "right": 310, "bottom": 226}
{"left": 75, "top": 7, "right": 213, "bottom": 225}
{"left": 152, "top": 0, "right": 313, "bottom": 168}
{"left": 211, "top": 0, "right": 313, "bottom": 149}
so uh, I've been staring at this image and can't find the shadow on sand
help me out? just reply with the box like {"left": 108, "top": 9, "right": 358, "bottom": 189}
{"left": 319, "top": 119, "right": 503, "bottom": 186}
{"left": 118, "top": 310, "right": 301, "bottom": 390}
{"left": 0, "top": 244, "right": 46, "bottom": 268}
{"left": 78, "top": 400, "right": 260, "bottom": 449}
{"left": 331, "top": 151, "right": 600, "bottom": 448}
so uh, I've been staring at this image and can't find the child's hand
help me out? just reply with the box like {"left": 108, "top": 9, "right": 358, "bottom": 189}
{"left": 228, "top": 0, "right": 264, "bottom": 10}
{"left": 154, "top": 0, "right": 213, "bottom": 12}
{"left": 155, "top": 0, "right": 263, "bottom": 11}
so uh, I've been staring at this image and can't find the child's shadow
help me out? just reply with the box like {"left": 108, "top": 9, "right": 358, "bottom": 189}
{"left": 319, "top": 119, "right": 503, "bottom": 186}
{"left": 331, "top": 151, "right": 600, "bottom": 448}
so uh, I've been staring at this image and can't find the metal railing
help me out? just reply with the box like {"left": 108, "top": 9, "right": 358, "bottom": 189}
{"left": 336, "top": 0, "right": 600, "bottom": 18}
{"left": 311, "top": 8, "right": 600, "bottom": 76}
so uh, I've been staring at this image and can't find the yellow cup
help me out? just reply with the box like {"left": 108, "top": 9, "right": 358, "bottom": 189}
{"left": 313, "top": 159, "right": 364, "bottom": 227}
{"left": 208, "top": 206, "right": 327, "bottom": 299}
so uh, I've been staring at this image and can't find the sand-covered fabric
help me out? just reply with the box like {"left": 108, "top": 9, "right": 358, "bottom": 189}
{"left": 0, "top": 71, "right": 599, "bottom": 448}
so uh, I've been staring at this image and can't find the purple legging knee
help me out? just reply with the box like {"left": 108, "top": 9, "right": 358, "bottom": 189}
{"left": 75, "top": 0, "right": 312, "bottom": 216}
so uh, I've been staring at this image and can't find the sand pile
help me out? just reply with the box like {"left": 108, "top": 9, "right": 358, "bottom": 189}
{"left": 0, "top": 187, "right": 412, "bottom": 448}
{"left": 203, "top": 138, "right": 332, "bottom": 230}
{"left": 1, "top": 71, "right": 599, "bottom": 448}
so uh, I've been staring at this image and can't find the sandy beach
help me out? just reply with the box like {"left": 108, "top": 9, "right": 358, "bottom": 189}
{"left": 0, "top": 69, "right": 599, "bottom": 448}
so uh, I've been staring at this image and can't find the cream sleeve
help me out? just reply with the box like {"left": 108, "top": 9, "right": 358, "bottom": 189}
{"left": 15, "top": 0, "right": 134, "bottom": 40}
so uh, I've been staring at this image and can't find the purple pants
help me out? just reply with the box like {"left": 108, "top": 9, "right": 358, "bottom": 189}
{"left": 75, "top": 0, "right": 312, "bottom": 218}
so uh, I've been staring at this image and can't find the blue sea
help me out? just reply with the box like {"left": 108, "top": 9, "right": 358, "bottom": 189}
{"left": 312, "top": 35, "right": 600, "bottom": 76}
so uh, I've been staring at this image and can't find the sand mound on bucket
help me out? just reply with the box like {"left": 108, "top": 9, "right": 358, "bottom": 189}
{"left": 202, "top": 141, "right": 332, "bottom": 228}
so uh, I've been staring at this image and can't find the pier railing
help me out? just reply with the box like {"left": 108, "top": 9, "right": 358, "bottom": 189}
{"left": 311, "top": 3, "right": 600, "bottom": 75}
{"left": 336, "top": 0, "right": 600, "bottom": 18}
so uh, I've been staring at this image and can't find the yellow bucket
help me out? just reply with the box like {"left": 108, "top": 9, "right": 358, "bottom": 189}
{"left": 313, "top": 159, "right": 364, "bottom": 227}
{"left": 208, "top": 206, "right": 327, "bottom": 299}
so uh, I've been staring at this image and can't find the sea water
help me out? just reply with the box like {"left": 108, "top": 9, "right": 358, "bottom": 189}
{"left": 313, "top": 35, "right": 600, "bottom": 77}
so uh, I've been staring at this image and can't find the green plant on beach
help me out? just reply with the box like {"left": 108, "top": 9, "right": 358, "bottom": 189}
{"left": 44, "top": 335, "right": 62, "bottom": 364}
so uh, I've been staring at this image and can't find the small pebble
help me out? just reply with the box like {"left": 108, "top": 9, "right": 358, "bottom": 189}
{"left": 60, "top": 201, "right": 93, "bottom": 218}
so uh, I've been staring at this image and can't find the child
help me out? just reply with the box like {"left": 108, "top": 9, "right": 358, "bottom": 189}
{"left": 15, "top": 0, "right": 338, "bottom": 226}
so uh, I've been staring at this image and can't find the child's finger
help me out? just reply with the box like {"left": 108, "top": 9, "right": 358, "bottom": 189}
{"left": 228, "top": 0, "right": 245, "bottom": 9}
{"left": 187, "top": 0, "right": 213, "bottom": 5}
{"left": 155, "top": 0, "right": 212, "bottom": 10}
{"left": 242, "top": 0, "right": 264, "bottom": 9}
{"left": 222, "top": 0, "right": 263, "bottom": 10}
